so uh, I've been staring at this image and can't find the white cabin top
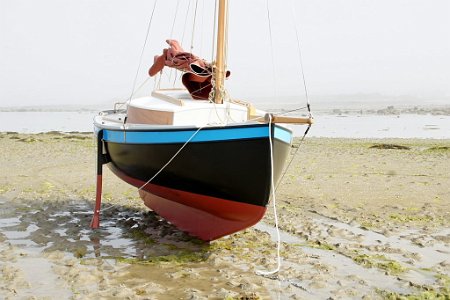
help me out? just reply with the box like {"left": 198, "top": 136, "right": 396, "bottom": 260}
{"left": 125, "top": 89, "right": 254, "bottom": 127}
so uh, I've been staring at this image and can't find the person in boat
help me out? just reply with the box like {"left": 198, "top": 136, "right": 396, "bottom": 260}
{"left": 148, "top": 39, "right": 229, "bottom": 100}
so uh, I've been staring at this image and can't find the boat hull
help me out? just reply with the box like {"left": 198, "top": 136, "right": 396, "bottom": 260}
{"left": 97, "top": 123, "right": 292, "bottom": 240}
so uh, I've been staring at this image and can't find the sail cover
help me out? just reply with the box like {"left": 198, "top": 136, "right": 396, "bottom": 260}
{"left": 149, "top": 40, "right": 229, "bottom": 100}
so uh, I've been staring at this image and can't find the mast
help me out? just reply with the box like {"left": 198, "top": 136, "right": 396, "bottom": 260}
{"left": 214, "top": 0, "right": 228, "bottom": 104}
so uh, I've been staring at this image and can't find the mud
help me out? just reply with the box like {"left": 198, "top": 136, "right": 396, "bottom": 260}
{"left": 0, "top": 133, "right": 449, "bottom": 299}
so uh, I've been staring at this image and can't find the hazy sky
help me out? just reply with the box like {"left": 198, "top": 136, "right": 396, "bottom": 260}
{"left": 1, "top": 0, "right": 449, "bottom": 107}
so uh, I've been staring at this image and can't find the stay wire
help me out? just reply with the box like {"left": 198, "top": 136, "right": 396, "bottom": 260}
{"left": 168, "top": 0, "right": 181, "bottom": 85}
{"left": 274, "top": 0, "right": 314, "bottom": 190}
{"left": 170, "top": 0, "right": 181, "bottom": 38}
{"left": 265, "top": 0, "right": 277, "bottom": 102}
{"left": 275, "top": 124, "right": 311, "bottom": 193}
{"left": 138, "top": 126, "right": 204, "bottom": 191}
{"left": 199, "top": 0, "right": 205, "bottom": 56}
{"left": 181, "top": 0, "right": 192, "bottom": 48}
{"left": 290, "top": 0, "right": 311, "bottom": 115}
{"left": 125, "top": 0, "right": 158, "bottom": 111}
{"left": 102, "top": 126, "right": 204, "bottom": 213}
{"left": 190, "top": 0, "right": 199, "bottom": 52}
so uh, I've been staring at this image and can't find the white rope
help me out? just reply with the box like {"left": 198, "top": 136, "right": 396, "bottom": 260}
{"left": 256, "top": 115, "right": 282, "bottom": 276}
{"left": 138, "top": 126, "right": 204, "bottom": 191}
{"left": 255, "top": 1, "right": 282, "bottom": 276}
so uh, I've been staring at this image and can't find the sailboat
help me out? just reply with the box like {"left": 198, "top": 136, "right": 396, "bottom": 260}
{"left": 91, "top": 0, "right": 313, "bottom": 241}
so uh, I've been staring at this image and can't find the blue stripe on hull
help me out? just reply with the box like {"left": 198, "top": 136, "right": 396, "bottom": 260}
{"left": 100, "top": 124, "right": 292, "bottom": 145}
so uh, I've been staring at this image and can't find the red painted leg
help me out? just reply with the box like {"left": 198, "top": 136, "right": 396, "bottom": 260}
{"left": 91, "top": 130, "right": 104, "bottom": 229}
{"left": 90, "top": 174, "right": 103, "bottom": 229}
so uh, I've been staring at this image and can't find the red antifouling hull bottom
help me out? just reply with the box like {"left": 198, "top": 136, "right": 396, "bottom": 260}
{"left": 139, "top": 188, "right": 267, "bottom": 241}
{"left": 112, "top": 167, "right": 268, "bottom": 241}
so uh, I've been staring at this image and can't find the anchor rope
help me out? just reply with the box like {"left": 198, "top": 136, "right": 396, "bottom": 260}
{"left": 256, "top": 114, "right": 282, "bottom": 276}
{"left": 255, "top": 0, "right": 282, "bottom": 276}
{"left": 255, "top": 0, "right": 314, "bottom": 277}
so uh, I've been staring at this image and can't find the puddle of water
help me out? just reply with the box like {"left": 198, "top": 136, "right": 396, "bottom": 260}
{"left": 0, "top": 196, "right": 446, "bottom": 298}
{"left": 255, "top": 222, "right": 414, "bottom": 297}
{"left": 12, "top": 252, "right": 72, "bottom": 298}
{"left": 0, "top": 217, "right": 21, "bottom": 228}
{"left": 308, "top": 212, "right": 449, "bottom": 269}
{"left": 0, "top": 197, "right": 208, "bottom": 297}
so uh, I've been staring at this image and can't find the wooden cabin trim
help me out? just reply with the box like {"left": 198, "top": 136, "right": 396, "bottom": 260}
{"left": 152, "top": 90, "right": 185, "bottom": 106}
{"left": 127, "top": 105, "right": 174, "bottom": 125}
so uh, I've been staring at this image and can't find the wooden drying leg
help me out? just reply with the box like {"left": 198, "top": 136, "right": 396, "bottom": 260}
{"left": 91, "top": 130, "right": 105, "bottom": 229}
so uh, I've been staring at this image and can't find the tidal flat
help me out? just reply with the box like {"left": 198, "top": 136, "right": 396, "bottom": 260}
{"left": 0, "top": 132, "right": 449, "bottom": 299}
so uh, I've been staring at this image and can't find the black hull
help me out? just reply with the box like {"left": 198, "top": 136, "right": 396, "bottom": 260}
{"left": 94, "top": 123, "right": 293, "bottom": 239}
{"left": 105, "top": 137, "right": 290, "bottom": 207}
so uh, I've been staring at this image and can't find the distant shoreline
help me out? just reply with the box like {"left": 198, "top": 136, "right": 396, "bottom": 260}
{"left": 1, "top": 111, "right": 450, "bottom": 139}
{"left": 1, "top": 104, "right": 450, "bottom": 117}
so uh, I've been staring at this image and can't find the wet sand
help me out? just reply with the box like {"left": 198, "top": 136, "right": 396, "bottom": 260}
{"left": 0, "top": 132, "right": 449, "bottom": 299}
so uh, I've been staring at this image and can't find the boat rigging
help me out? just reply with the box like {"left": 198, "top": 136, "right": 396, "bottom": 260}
{"left": 91, "top": 0, "right": 313, "bottom": 242}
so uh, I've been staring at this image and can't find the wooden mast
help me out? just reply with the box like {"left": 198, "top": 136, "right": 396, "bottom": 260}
{"left": 214, "top": 0, "right": 228, "bottom": 104}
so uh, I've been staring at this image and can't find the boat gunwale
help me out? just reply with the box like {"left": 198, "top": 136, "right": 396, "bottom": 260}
{"left": 95, "top": 120, "right": 293, "bottom": 145}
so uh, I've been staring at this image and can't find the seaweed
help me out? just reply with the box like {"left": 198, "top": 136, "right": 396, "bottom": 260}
{"left": 370, "top": 144, "right": 411, "bottom": 150}
{"left": 426, "top": 146, "right": 450, "bottom": 152}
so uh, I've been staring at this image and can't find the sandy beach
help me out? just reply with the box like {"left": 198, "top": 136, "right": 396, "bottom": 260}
{"left": 0, "top": 132, "right": 449, "bottom": 299}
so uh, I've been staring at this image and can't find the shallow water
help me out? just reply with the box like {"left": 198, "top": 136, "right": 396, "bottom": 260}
{"left": 1, "top": 196, "right": 448, "bottom": 298}
{"left": 1, "top": 111, "right": 450, "bottom": 139}
{"left": 0, "top": 198, "right": 211, "bottom": 298}
{"left": 290, "top": 114, "right": 450, "bottom": 139}
{"left": 0, "top": 111, "right": 97, "bottom": 134}
{"left": 255, "top": 222, "right": 417, "bottom": 297}
{"left": 0, "top": 198, "right": 205, "bottom": 260}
